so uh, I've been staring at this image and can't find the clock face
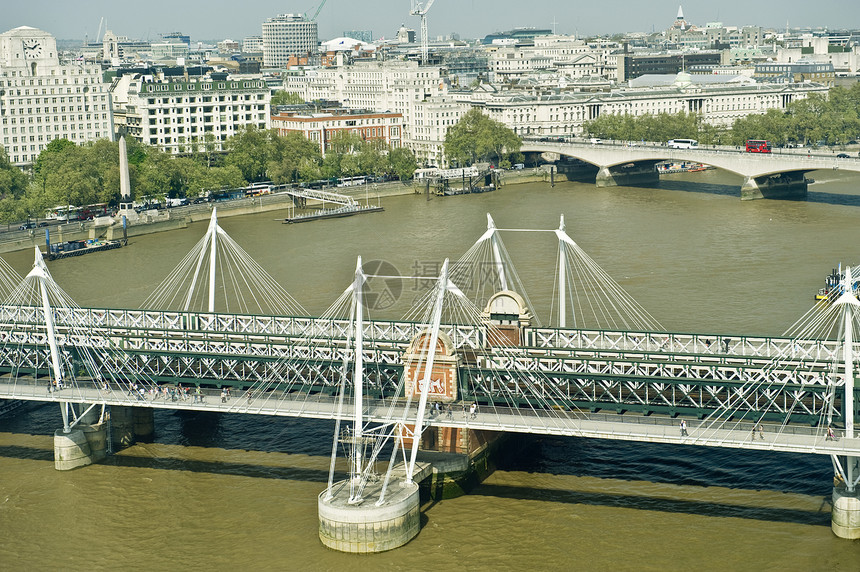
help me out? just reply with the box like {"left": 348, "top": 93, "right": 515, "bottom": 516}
{"left": 23, "top": 39, "right": 43, "bottom": 59}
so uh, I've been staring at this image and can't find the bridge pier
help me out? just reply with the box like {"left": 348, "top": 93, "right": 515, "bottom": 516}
{"left": 740, "top": 171, "right": 809, "bottom": 200}
{"left": 595, "top": 162, "right": 660, "bottom": 188}
{"left": 318, "top": 474, "right": 421, "bottom": 553}
{"left": 108, "top": 405, "right": 153, "bottom": 450}
{"left": 54, "top": 405, "right": 107, "bottom": 470}
{"left": 832, "top": 484, "right": 860, "bottom": 539}
{"left": 418, "top": 426, "right": 507, "bottom": 499}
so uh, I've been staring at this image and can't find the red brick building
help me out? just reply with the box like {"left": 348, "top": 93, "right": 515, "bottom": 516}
{"left": 271, "top": 109, "right": 404, "bottom": 155}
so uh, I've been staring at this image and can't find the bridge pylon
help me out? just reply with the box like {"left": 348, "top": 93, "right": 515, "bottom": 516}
{"left": 319, "top": 257, "right": 452, "bottom": 552}
{"left": 830, "top": 266, "right": 860, "bottom": 538}
{"left": 23, "top": 247, "right": 109, "bottom": 469}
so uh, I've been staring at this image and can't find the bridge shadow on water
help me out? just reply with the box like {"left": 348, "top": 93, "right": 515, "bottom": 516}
{"left": 471, "top": 483, "right": 831, "bottom": 527}
{"left": 0, "top": 407, "right": 835, "bottom": 526}
{"left": 485, "top": 434, "right": 833, "bottom": 527}
{"left": 654, "top": 179, "right": 860, "bottom": 207}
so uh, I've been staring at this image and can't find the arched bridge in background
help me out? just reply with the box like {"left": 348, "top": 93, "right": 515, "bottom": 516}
{"left": 521, "top": 140, "right": 860, "bottom": 200}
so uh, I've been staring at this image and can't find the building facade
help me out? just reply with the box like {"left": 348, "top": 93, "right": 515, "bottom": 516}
{"left": 262, "top": 14, "right": 318, "bottom": 68}
{"left": 300, "top": 59, "right": 447, "bottom": 156}
{"left": 754, "top": 61, "right": 835, "bottom": 86}
{"left": 110, "top": 73, "right": 270, "bottom": 154}
{"left": 479, "top": 74, "right": 828, "bottom": 138}
{"left": 271, "top": 108, "right": 403, "bottom": 155}
{"left": 0, "top": 26, "right": 113, "bottom": 166}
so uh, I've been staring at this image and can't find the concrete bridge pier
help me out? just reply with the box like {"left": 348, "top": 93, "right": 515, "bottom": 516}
{"left": 741, "top": 171, "right": 809, "bottom": 200}
{"left": 54, "top": 404, "right": 107, "bottom": 470}
{"left": 318, "top": 475, "right": 421, "bottom": 553}
{"left": 108, "top": 406, "right": 154, "bottom": 451}
{"left": 595, "top": 161, "right": 660, "bottom": 188}
{"left": 133, "top": 407, "right": 155, "bottom": 442}
{"left": 832, "top": 484, "right": 860, "bottom": 539}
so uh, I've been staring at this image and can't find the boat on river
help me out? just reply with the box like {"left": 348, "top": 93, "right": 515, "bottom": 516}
{"left": 44, "top": 238, "right": 123, "bottom": 260}
{"left": 815, "top": 264, "right": 859, "bottom": 301}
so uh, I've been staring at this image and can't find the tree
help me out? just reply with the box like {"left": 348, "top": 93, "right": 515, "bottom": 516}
{"left": 385, "top": 147, "right": 418, "bottom": 181}
{"left": 445, "top": 109, "right": 521, "bottom": 166}
{"left": 223, "top": 126, "right": 281, "bottom": 183}
{"left": 266, "top": 132, "right": 322, "bottom": 184}
{"left": 271, "top": 90, "right": 305, "bottom": 107}
{"left": 585, "top": 111, "right": 698, "bottom": 142}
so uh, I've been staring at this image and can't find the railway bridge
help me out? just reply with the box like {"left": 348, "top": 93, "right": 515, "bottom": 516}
{"left": 0, "top": 210, "right": 858, "bottom": 550}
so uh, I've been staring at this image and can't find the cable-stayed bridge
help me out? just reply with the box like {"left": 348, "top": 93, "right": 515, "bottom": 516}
{"left": 0, "top": 209, "right": 857, "bottom": 546}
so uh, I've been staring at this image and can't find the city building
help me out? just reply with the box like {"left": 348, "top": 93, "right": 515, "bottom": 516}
{"left": 489, "top": 36, "right": 613, "bottom": 83}
{"left": 271, "top": 107, "right": 403, "bottom": 155}
{"left": 242, "top": 36, "right": 263, "bottom": 53}
{"left": 618, "top": 52, "right": 724, "bottom": 81}
{"left": 754, "top": 61, "right": 835, "bottom": 85}
{"left": 150, "top": 42, "right": 189, "bottom": 63}
{"left": 411, "top": 96, "right": 470, "bottom": 166}
{"left": 162, "top": 32, "right": 191, "bottom": 47}
{"left": 776, "top": 35, "right": 860, "bottom": 75}
{"left": 262, "top": 14, "right": 318, "bottom": 68}
{"left": 0, "top": 26, "right": 113, "bottom": 166}
{"left": 343, "top": 30, "right": 373, "bottom": 43}
{"left": 480, "top": 28, "right": 553, "bottom": 45}
{"left": 478, "top": 72, "right": 828, "bottom": 138}
{"left": 101, "top": 30, "right": 150, "bottom": 62}
{"left": 217, "top": 39, "right": 240, "bottom": 54}
{"left": 110, "top": 72, "right": 270, "bottom": 154}
{"left": 299, "top": 59, "right": 447, "bottom": 156}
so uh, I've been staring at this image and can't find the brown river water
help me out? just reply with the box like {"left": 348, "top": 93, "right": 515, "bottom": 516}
{"left": 2, "top": 170, "right": 860, "bottom": 570}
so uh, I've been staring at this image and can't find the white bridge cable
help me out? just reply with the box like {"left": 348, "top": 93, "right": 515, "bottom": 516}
{"left": 0, "top": 256, "right": 22, "bottom": 299}
{"left": 0, "top": 248, "right": 164, "bottom": 404}
{"left": 691, "top": 292, "right": 845, "bottom": 444}
{"left": 140, "top": 211, "right": 305, "bottom": 316}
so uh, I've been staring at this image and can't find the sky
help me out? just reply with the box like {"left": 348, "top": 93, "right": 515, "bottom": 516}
{"left": 3, "top": 0, "right": 858, "bottom": 43}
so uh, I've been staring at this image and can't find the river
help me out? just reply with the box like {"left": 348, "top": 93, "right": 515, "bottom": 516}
{"left": 2, "top": 170, "right": 860, "bottom": 569}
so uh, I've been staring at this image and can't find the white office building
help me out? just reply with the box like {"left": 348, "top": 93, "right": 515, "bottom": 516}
{"left": 0, "top": 26, "right": 112, "bottom": 166}
{"left": 300, "top": 59, "right": 447, "bottom": 158}
{"left": 262, "top": 14, "right": 318, "bottom": 67}
{"left": 110, "top": 73, "right": 270, "bottom": 154}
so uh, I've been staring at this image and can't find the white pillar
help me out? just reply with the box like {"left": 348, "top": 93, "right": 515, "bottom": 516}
{"left": 207, "top": 211, "right": 218, "bottom": 313}
{"left": 558, "top": 215, "right": 567, "bottom": 328}
{"left": 486, "top": 214, "right": 508, "bottom": 291}
{"left": 184, "top": 209, "right": 218, "bottom": 312}
{"left": 836, "top": 267, "right": 859, "bottom": 493}
{"left": 350, "top": 257, "right": 365, "bottom": 501}
{"left": 406, "top": 259, "right": 449, "bottom": 484}
{"left": 26, "top": 248, "right": 68, "bottom": 432}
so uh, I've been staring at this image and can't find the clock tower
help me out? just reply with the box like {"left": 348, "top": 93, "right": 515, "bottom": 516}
{"left": 0, "top": 26, "right": 113, "bottom": 167}
{"left": 0, "top": 26, "right": 59, "bottom": 71}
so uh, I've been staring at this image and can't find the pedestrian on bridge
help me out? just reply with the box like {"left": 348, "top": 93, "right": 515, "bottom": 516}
{"left": 469, "top": 402, "right": 478, "bottom": 420}
{"left": 221, "top": 389, "right": 227, "bottom": 403}
{"left": 680, "top": 419, "right": 688, "bottom": 437}
{"left": 826, "top": 426, "right": 836, "bottom": 441}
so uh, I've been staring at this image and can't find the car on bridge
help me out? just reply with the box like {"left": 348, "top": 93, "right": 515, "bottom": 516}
{"left": 836, "top": 153, "right": 850, "bottom": 159}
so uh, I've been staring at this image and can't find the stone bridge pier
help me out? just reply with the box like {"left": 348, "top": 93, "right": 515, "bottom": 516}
{"left": 740, "top": 170, "right": 811, "bottom": 200}
{"left": 595, "top": 160, "right": 662, "bottom": 188}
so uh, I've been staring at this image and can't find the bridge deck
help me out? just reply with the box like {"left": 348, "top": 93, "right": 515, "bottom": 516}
{"left": 3, "top": 383, "right": 856, "bottom": 458}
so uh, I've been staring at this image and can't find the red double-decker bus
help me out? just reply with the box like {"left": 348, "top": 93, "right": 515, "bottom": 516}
{"left": 745, "top": 139, "right": 772, "bottom": 153}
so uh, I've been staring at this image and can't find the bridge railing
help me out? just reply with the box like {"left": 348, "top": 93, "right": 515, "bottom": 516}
{"left": 1, "top": 376, "right": 842, "bottom": 445}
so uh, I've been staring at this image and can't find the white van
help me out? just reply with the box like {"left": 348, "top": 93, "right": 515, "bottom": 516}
{"left": 668, "top": 139, "right": 699, "bottom": 149}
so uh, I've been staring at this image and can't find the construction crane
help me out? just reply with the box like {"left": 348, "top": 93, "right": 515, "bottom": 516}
{"left": 306, "top": 0, "right": 329, "bottom": 21}
{"left": 410, "top": 0, "right": 436, "bottom": 65}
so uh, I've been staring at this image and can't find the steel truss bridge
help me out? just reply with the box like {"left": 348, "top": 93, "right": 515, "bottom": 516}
{"left": 0, "top": 303, "right": 856, "bottom": 455}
